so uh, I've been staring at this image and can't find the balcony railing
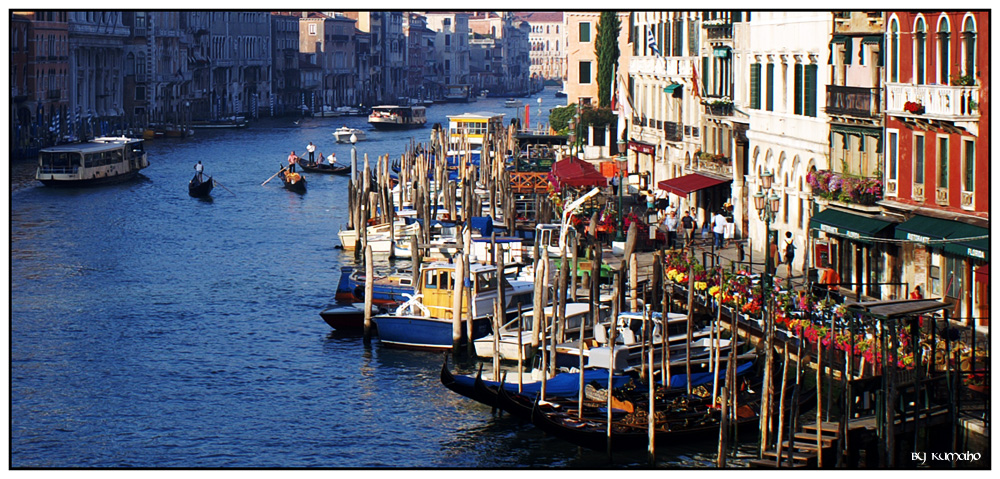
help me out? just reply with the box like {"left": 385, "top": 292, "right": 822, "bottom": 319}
{"left": 663, "top": 121, "right": 682, "bottom": 142}
{"left": 692, "top": 152, "right": 733, "bottom": 177}
{"left": 885, "top": 82, "right": 979, "bottom": 121}
{"left": 826, "top": 85, "right": 879, "bottom": 118}
{"left": 705, "top": 24, "right": 733, "bottom": 41}
{"left": 808, "top": 170, "right": 883, "bottom": 206}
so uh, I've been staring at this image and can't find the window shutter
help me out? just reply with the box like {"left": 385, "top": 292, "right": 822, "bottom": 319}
{"left": 794, "top": 63, "right": 803, "bottom": 115}
{"left": 750, "top": 63, "right": 761, "bottom": 109}
{"left": 805, "top": 64, "right": 817, "bottom": 117}
{"left": 703, "top": 56, "right": 710, "bottom": 96}
{"left": 766, "top": 63, "right": 774, "bottom": 111}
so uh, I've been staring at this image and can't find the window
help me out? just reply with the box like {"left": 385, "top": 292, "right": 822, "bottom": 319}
{"left": 765, "top": 63, "right": 774, "bottom": 111}
{"left": 445, "top": 34, "right": 450, "bottom": 46}
{"left": 938, "top": 17, "right": 950, "bottom": 84}
{"left": 749, "top": 63, "right": 761, "bottom": 109}
{"left": 579, "top": 61, "right": 592, "bottom": 84}
{"left": 930, "top": 261, "right": 941, "bottom": 296}
{"left": 889, "top": 19, "right": 899, "bottom": 82}
{"left": 945, "top": 255, "right": 963, "bottom": 299}
{"left": 937, "top": 136, "right": 949, "bottom": 187}
{"left": 794, "top": 64, "right": 817, "bottom": 117}
{"left": 443, "top": 18, "right": 451, "bottom": 27}
{"left": 672, "top": 17, "right": 683, "bottom": 56}
{"left": 914, "top": 18, "right": 926, "bottom": 84}
{"left": 445, "top": 59, "right": 450, "bottom": 72}
{"left": 914, "top": 135, "right": 925, "bottom": 184}
{"left": 963, "top": 138, "right": 975, "bottom": 191}
{"left": 888, "top": 130, "right": 898, "bottom": 181}
{"left": 308, "top": 23, "right": 317, "bottom": 35}
{"left": 962, "top": 17, "right": 976, "bottom": 77}
{"left": 579, "top": 22, "right": 591, "bottom": 42}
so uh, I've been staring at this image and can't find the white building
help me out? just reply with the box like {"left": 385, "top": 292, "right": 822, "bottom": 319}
{"left": 744, "top": 11, "right": 832, "bottom": 271}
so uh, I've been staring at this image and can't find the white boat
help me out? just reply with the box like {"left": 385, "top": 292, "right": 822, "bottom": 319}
{"left": 335, "top": 106, "right": 361, "bottom": 116}
{"left": 473, "top": 303, "right": 609, "bottom": 360}
{"left": 35, "top": 136, "right": 149, "bottom": 186}
{"left": 338, "top": 220, "right": 419, "bottom": 251}
{"left": 373, "top": 262, "right": 535, "bottom": 350}
{"left": 368, "top": 105, "right": 427, "bottom": 130}
{"left": 333, "top": 126, "right": 367, "bottom": 143}
{"left": 504, "top": 98, "right": 521, "bottom": 108}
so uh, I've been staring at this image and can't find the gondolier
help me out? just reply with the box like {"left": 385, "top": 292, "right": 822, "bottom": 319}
{"left": 327, "top": 152, "right": 337, "bottom": 165}
{"left": 194, "top": 161, "right": 204, "bottom": 182}
{"left": 306, "top": 141, "right": 316, "bottom": 162}
{"left": 287, "top": 150, "right": 299, "bottom": 172}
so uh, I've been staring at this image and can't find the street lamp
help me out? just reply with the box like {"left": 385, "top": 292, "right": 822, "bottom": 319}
{"left": 754, "top": 168, "right": 782, "bottom": 453}
{"left": 616, "top": 139, "right": 627, "bottom": 242}
{"left": 536, "top": 97, "right": 542, "bottom": 132}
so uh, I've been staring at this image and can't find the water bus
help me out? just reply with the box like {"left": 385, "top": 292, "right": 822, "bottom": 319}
{"left": 368, "top": 105, "right": 427, "bottom": 130}
{"left": 35, "top": 136, "right": 149, "bottom": 186}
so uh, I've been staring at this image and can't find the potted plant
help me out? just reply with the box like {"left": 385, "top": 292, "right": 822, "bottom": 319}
{"left": 903, "top": 100, "right": 924, "bottom": 114}
{"left": 952, "top": 74, "right": 976, "bottom": 86}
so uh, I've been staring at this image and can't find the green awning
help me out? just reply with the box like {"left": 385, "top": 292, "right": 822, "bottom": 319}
{"left": 713, "top": 47, "right": 730, "bottom": 58}
{"left": 861, "top": 35, "right": 882, "bottom": 45}
{"left": 662, "top": 83, "right": 682, "bottom": 93}
{"left": 830, "top": 35, "right": 848, "bottom": 44}
{"left": 894, "top": 214, "right": 989, "bottom": 260}
{"left": 810, "top": 208, "right": 894, "bottom": 243}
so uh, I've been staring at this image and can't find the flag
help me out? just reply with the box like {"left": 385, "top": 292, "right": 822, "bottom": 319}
{"left": 691, "top": 60, "right": 702, "bottom": 100}
{"left": 646, "top": 27, "right": 661, "bottom": 57}
{"left": 615, "top": 71, "right": 633, "bottom": 143}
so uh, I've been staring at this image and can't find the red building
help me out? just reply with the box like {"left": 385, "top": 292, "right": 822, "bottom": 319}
{"left": 881, "top": 11, "right": 988, "bottom": 327}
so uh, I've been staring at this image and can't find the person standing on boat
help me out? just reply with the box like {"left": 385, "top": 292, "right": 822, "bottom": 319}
{"left": 313, "top": 152, "right": 323, "bottom": 167}
{"left": 287, "top": 151, "right": 299, "bottom": 172}
{"left": 327, "top": 152, "right": 337, "bottom": 165}
{"left": 306, "top": 141, "right": 316, "bottom": 162}
{"left": 194, "top": 161, "right": 204, "bottom": 182}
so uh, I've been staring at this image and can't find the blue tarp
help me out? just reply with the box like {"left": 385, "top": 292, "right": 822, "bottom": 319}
{"left": 469, "top": 216, "right": 493, "bottom": 237}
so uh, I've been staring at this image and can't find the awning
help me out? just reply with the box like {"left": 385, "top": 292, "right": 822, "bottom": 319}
{"left": 656, "top": 173, "right": 729, "bottom": 197}
{"left": 549, "top": 156, "right": 609, "bottom": 188}
{"left": 628, "top": 140, "right": 655, "bottom": 155}
{"left": 894, "top": 214, "right": 989, "bottom": 261}
{"left": 662, "top": 83, "right": 682, "bottom": 93}
{"left": 713, "top": 47, "right": 730, "bottom": 58}
{"left": 810, "top": 208, "right": 894, "bottom": 243}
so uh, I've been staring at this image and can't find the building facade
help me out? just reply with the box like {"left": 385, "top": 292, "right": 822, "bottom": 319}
{"left": 564, "top": 12, "right": 600, "bottom": 106}
{"left": 424, "top": 12, "right": 471, "bottom": 96}
{"left": 517, "top": 11, "right": 566, "bottom": 81}
{"left": 879, "top": 11, "right": 989, "bottom": 328}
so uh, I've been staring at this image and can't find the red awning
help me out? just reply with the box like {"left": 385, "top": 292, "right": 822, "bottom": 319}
{"left": 657, "top": 173, "right": 730, "bottom": 196}
{"left": 550, "top": 156, "right": 609, "bottom": 187}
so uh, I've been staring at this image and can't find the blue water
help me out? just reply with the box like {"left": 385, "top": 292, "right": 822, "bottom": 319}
{"left": 9, "top": 87, "right": 759, "bottom": 468}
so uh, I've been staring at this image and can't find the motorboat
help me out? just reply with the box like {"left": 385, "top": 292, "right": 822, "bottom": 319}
{"left": 504, "top": 98, "right": 521, "bottom": 108}
{"left": 333, "top": 126, "right": 367, "bottom": 143}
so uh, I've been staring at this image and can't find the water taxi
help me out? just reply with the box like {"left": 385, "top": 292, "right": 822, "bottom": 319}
{"left": 333, "top": 126, "right": 367, "bottom": 143}
{"left": 368, "top": 105, "right": 427, "bottom": 130}
{"left": 35, "top": 136, "right": 149, "bottom": 186}
{"left": 373, "top": 261, "right": 533, "bottom": 350}
{"left": 504, "top": 98, "right": 521, "bottom": 108}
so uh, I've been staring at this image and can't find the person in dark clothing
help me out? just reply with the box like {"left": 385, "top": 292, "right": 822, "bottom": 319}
{"left": 680, "top": 210, "right": 696, "bottom": 247}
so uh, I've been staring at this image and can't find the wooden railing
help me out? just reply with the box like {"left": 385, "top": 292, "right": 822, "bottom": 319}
{"left": 510, "top": 172, "right": 549, "bottom": 193}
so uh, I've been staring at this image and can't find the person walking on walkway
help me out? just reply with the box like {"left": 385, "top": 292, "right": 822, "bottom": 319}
{"left": 660, "top": 211, "right": 678, "bottom": 249}
{"left": 712, "top": 210, "right": 727, "bottom": 248}
{"left": 680, "top": 210, "right": 696, "bottom": 247}
{"left": 306, "top": 141, "right": 316, "bottom": 162}
{"left": 783, "top": 231, "right": 796, "bottom": 278}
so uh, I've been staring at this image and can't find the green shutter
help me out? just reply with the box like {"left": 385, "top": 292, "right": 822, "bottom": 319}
{"left": 750, "top": 63, "right": 761, "bottom": 109}
{"left": 766, "top": 63, "right": 774, "bottom": 111}
{"left": 794, "top": 64, "right": 803, "bottom": 115}
{"left": 964, "top": 139, "right": 975, "bottom": 191}
{"left": 805, "top": 64, "right": 818, "bottom": 117}
{"left": 844, "top": 37, "right": 853, "bottom": 65}
{"left": 703, "top": 56, "right": 710, "bottom": 96}
{"left": 663, "top": 22, "right": 670, "bottom": 55}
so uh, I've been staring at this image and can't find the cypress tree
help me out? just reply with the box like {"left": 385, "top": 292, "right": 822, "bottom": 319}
{"left": 595, "top": 12, "right": 621, "bottom": 108}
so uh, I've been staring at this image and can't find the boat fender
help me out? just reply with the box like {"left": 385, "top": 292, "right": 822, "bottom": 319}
{"left": 354, "top": 286, "right": 365, "bottom": 300}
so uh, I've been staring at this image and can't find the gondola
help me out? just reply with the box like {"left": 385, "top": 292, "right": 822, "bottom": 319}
{"left": 319, "top": 302, "right": 387, "bottom": 330}
{"left": 188, "top": 174, "right": 214, "bottom": 197}
{"left": 440, "top": 360, "right": 501, "bottom": 408}
{"left": 280, "top": 168, "right": 307, "bottom": 193}
{"left": 527, "top": 370, "right": 816, "bottom": 452}
{"left": 299, "top": 161, "right": 351, "bottom": 175}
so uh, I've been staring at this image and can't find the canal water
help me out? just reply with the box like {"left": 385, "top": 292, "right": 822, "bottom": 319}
{"left": 10, "top": 87, "right": 760, "bottom": 468}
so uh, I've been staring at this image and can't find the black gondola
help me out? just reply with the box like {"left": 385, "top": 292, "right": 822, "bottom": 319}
{"left": 299, "top": 162, "right": 351, "bottom": 175}
{"left": 188, "top": 174, "right": 214, "bottom": 197}
{"left": 280, "top": 168, "right": 307, "bottom": 193}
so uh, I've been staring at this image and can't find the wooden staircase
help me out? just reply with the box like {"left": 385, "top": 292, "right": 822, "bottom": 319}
{"left": 749, "top": 421, "right": 863, "bottom": 468}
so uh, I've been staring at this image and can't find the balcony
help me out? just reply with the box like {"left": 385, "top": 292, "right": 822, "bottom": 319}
{"left": 826, "top": 85, "right": 879, "bottom": 118}
{"left": 692, "top": 151, "right": 733, "bottom": 177}
{"left": 807, "top": 170, "right": 883, "bottom": 207}
{"left": 702, "top": 97, "right": 733, "bottom": 116}
{"left": 885, "top": 82, "right": 979, "bottom": 121}
{"left": 704, "top": 23, "right": 732, "bottom": 41}
{"left": 662, "top": 121, "right": 682, "bottom": 142}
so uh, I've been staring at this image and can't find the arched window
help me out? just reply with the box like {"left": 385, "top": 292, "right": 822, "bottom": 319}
{"left": 937, "top": 16, "right": 950, "bottom": 84}
{"left": 962, "top": 16, "right": 976, "bottom": 77}
{"left": 914, "top": 17, "right": 926, "bottom": 84}
{"left": 889, "top": 19, "right": 899, "bottom": 82}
